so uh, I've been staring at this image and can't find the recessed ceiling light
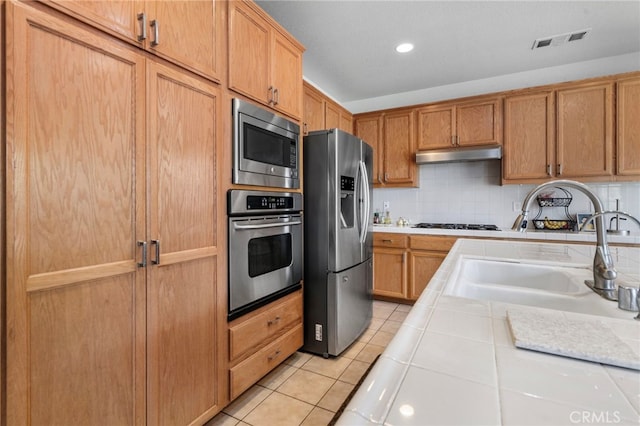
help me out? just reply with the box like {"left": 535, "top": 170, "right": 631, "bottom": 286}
{"left": 395, "top": 43, "right": 414, "bottom": 53}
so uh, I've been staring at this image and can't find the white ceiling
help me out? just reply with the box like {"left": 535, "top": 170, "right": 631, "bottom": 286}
{"left": 256, "top": 1, "right": 640, "bottom": 110}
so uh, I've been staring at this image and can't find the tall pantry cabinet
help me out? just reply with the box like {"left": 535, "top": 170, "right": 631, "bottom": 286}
{"left": 4, "top": 2, "right": 224, "bottom": 424}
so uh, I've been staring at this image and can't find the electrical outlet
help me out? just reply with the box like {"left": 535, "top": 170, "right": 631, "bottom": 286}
{"left": 383, "top": 201, "right": 390, "bottom": 210}
{"left": 512, "top": 201, "right": 521, "bottom": 212}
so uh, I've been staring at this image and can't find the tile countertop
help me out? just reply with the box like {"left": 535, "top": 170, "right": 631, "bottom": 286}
{"left": 373, "top": 224, "right": 640, "bottom": 245}
{"left": 338, "top": 239, "right": 640, "bottom": 426}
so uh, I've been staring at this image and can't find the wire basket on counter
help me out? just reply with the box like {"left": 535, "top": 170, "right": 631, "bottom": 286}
{"left": 536, "top": 187, "right": 573, "bottom": 207}
{"left": 533, "top": 187, "right": 575, "bottom": 230}
{"left": 532, "top": 218, "right": 577, "bottom": 231}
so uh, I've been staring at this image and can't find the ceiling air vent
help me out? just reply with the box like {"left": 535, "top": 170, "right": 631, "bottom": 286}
{"left": 532, "top": 28, "right": 591, "bottom": 49}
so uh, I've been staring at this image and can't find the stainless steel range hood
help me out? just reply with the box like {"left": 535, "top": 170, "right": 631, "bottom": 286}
{"left": 416, "top": 144, "right": 502, "bottom": 164}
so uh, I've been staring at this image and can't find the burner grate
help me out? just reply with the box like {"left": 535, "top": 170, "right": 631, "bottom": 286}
{"left": 413, "top": 223, "right": 500, "bottom": 231}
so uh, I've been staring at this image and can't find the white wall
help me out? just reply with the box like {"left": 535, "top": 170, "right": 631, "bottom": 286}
{"left": 373, "top": 160, "right": 640, "bottom": 231}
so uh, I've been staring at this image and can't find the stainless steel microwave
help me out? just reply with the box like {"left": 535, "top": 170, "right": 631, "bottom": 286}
{"left": 232, "top": 98, "right": 300, "bottom": 189}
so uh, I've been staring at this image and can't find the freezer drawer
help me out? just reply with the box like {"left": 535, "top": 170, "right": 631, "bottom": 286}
{"left": 327, "top": 259, "right": 373, "bottom": 356}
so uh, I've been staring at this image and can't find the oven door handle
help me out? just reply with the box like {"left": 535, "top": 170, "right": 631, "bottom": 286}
{"left": 233, "top": 220, "right": 302, "bottom": 230}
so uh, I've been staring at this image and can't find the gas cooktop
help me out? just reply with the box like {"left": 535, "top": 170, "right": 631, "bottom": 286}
{"left": 412, "top": 223, "right": 501, "bottom": 231}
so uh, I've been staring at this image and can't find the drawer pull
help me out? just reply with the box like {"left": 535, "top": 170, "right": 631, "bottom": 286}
{"left": 268, "top": 349, "right": 281, "bottom": 361}
{"left": 267, "top": 316, "right": 281, "bottom": 326}
{"left": 382, "top": 239, "right": 393, "bottom": 243}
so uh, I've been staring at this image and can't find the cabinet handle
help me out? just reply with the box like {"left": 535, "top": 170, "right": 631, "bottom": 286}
{"left": 451, "top": 136, "right": 456, "bottom": 146}
{"left": 546, "top": 164, "right": 552, "bottom": 176}
{"left": 384, "top": 172, "right": 389, "bottom": 182}
{"left": 273, "top": 88, "right": 279, "bottom": 105}
{"left": 268, "top": 349, "right": 282, "bottom": 361}
{"left": 268, "top": 86, "right": 274, "bottom": 104}
{"left": 267, "top": 316, "right": 281, "bottom": 326}
{"left": 150, "top": 19, "right": 159, "bottom": 46}
{"left": 137, "top": 13, "right": 147, "bottom": 41}
{"left": 382, "top": 239, "right": 393, "bottom": 243}
{"left": 137, "top": 241, "right": 147, "bottom": 267}
{"left": 303, "top": 123, "right": 308, "bottom": 135}
{"left": 557, "top": 163, "right": 563, "bottom": 176}
{"left": 151, "top": 239, "right": 160, "bottom": 265}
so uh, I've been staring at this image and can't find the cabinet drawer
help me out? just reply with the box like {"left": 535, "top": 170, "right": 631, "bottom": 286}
{"left": 409, "top": 235, "right": 457, "bottom": 251}
{"left": 229, "top": 292, "right": 303, "bottom": 361}
{"left": 230, "top": 324, "right": 303, "bottom": 399}
{"left": 374, "top": 233, "right": 408, "bottom": 248}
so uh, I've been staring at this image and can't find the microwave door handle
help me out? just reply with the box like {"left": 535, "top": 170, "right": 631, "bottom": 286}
{"left": 234, "top": 220, "right": 302, "bottom": 230}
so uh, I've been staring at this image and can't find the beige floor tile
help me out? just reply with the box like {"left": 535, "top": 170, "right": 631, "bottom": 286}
{"left": 258, "top": 362, "right": 298, "bottom": 390}
{"left": 369, "top": 330, "right": 395, "bottom": 347}
{"left": 223, "top": 385, "right": 272, "bottom": 420}
{"left": 372, "top": 306, "right": 395, "bottom": 320}
{"left": 341, "top": 341, "right": 365, "bottom": 359}
{"left": 367, "top": 317, "right": 385, "bottom": 331}
{"left": 242, "top": 392, "right": 314, "bottom": 426}
{"left": 338, "top": 359, "right": 371, "bottom": 385}
{"left": 389, "top": 310, "right": 409, "bottom": 322}
{"left": 205, "top": 412, "right": 239, "bottom": 426}
{"left": 357, "top": 328, "right": 375, "bottom": 343}
{"left": 301, "top": 354, "right": 352, "bottom": 379}
{"left": 284, "top": 351, "right": 313, "bottom": 368}
{"left": 301, "top": 407, "right": 336, "bottom": 426}
{"left": 276, "top": 369, "right": 336, "bottom": 405}
{"left": 379, "top": 319, "right": 402, "bottom": 334}
{"left": 394, "top": 303, "right": 412, "bottom": 312}
{"left": 355, "top": 343, "right": 385, "bottom": 363}
{"left": 317, "top": 380, "right": 355, "bottom": 412}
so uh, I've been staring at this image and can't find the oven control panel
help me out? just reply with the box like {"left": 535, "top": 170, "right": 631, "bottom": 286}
{"left": 228, "top": 190, "right": 303, "bottom": 215}
{"left": 246, "top": 195, "right": 294, "bottom": 210}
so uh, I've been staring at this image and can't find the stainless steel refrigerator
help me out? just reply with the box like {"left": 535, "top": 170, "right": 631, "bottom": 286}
{"left": 302, "top": 129, "right": 373, "bottom": 357}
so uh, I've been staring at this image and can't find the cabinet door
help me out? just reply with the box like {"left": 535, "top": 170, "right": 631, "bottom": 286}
{"left": 148, "top": 0, "right": 220, "bottom": 81}
{"left": 617, "top": 78, "right": 640, "bottom": 176}
{"left": 228, "top": 1, "right": 271, "bottom": 104}
{"left": 409, "top": 251, "right": 446, "bottom": 300}
{"left": 6, "top": 3, "right": 146, "bottom": 424}
{"left": 271, "top": 31, "right": 303, "bottom": 119}
{"left": 457, "top": 98, "right": 502, "bottom": 147}
{"left": 355, "top": 114, "right": 384, "bottom": 185}
{"left": 146, "top": 61, "right": 222, "bottom": 425}
{"left": 303, "top": 84, "right": 325, "bottom": 133}
{"left": 417, "top": 105, "right": 455, "bottom": 150}
{"left": 503, "top": 92, "right": 555, "bottom": 181}
{"left": 340, "top": 111, "right": 353, "bottom": 134}
{"left": 46, "top": 0, "right": 142, "bottom": 42}
{"left": 383, "top": 110, "right": 417, "bottom": 185}
{"left": 373, "top": 248, "right": 407, "bottom": 299}
{"left": 557, "top": 83, "right": 613, "bottom": 178}
{"left": 325, "top": 102, "right": 341, "bottom": 129}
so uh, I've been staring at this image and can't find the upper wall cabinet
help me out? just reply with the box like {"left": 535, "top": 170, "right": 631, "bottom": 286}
{"left": 417, "top": 97, "right": 502, "bottom": 150}
{"left": 617, "top": 77, "right": 640, "bottom": 176}
{"left": 556, "top": 82, "right": 614, "bottom": 178}
{"left": 229, "top": 1, "right": 304, "bottom": 119}
{"left": 354, "top": 110, "right": 419, "bottom": 188}
{"left": 303, "top": 81, "right": 353, "bottom": 134}
{"left": 44, "top": 0, "right": 222, "bottom": 82}
{"left": 502, "top": 91, "right": 555, "bottom": 182}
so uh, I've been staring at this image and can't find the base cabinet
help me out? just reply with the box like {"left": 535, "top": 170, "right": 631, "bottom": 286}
{"left": 228, "top": 290, "right": 303, "bottom": 400}
{"left": 373, "top": 233, "right": 456, "bottom": 303}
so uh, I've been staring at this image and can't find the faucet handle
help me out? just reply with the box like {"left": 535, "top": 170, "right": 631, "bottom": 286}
{"left": 618, "top": 285, "right": 639, "bottom": 312}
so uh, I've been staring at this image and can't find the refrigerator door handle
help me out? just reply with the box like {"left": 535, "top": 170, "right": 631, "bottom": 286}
{"left": 358, "top": 160, "right": 370, "bottom": 243}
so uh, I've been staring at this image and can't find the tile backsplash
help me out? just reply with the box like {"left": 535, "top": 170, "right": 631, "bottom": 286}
{"left": 372, "top": 160, "right": 640, "bottom": 230}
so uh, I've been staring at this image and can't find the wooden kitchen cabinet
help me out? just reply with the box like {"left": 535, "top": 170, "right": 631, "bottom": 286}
{"left": 228, "top": 290, "right": 303, "bottom": 399}
{"left": 373, "top": 233, "right": 409, "bottom": 300}
{"left": 556, "top": 82, "right": 614, "bottom": 178}
{"left": 383, "top": 109, "right": 418, "bottom": 186}
{"left": 408, "top": 236, "right": 457, "bottom": 301}
{"left": 303, "top": 81, "right": 353, "bottom": 134}
{"left": 355, "top": 109, "right": 418, "bottom": 187}
{"left": 502, "top": 91, "right": 555, "bottom": 182}
{"left": 417, "top": 97, "right": 502, "bottom": 150}
{"left": 229, "top": 0, "right": 304, "bottom": 119}
{"left": 45, "top": 0, "right": 222, "bottom": 82}
{"left": 354, "top": 112, "right": 384, "bottom": 185}
{"left": 616, "top": 77, "right": 640, "bottom": 176}
{"left": 5, "top": 3, "right": 225, "bottom": 424}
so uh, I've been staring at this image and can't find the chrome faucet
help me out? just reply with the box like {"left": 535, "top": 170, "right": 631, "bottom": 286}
{"left": 512, "top": 180, "right": 617, "bottom": 300}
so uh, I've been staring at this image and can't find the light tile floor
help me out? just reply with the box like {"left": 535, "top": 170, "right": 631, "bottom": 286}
{"left": 207, "top": 300, "right": 409, "bottom": 426}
